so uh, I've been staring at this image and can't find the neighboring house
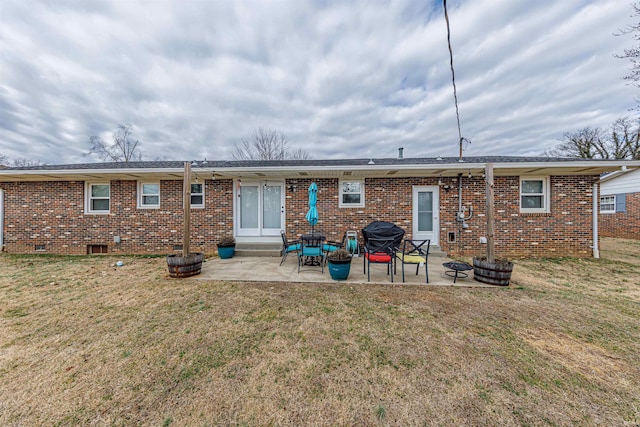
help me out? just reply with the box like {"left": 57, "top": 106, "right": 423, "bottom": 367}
{"left": 600, "top": 168, "right": 640, "bottom": 240}
{"left": 1, "top": 156, "right": 638, "bottom": 258}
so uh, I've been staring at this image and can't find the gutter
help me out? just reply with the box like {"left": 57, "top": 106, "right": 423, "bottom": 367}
{"left": 599, "top": 166, "right": 636, "bottom": 183}
{"left": 2, "top": 159, "right": 639, "bottom": 181}
{"left": 4, "top": 159, "right": 639, "bottom": 176}
{"left": 0, "top": 167, "right": 189, "bottom": 176}
{"left": 206, "top": 159, "right": 640, "bottom": 175}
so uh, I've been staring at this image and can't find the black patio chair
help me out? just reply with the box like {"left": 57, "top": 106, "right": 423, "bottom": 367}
{"left": 298, "top": 234, "right": 325, "bottom": 273}
{"left": 322, "top": 231, "right": 346, "bottom": 262}
{"left": 363, "top": 237, "right": 396, "bottom": 282}
{"left": 280, "top": 230, "right": 301, "bottom": 266}
{"left": 395, "top": 239, "right": 431, "bottom": 283}
{"left": 361, "top": 221, "right": 405, "bottom": 282}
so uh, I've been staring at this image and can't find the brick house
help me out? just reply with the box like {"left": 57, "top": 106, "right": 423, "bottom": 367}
{"left": 1, "top": 156, "right": 638, "bottom": 258}
{"left": 600, "top": 168, "right": 640, "bottom": 240}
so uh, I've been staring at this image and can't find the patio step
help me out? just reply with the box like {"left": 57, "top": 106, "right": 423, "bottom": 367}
{"left": 429, "top": 247, "right": 447, "bottom": 258}
{"left": 235, "top": 242, "right": 282, "bottom": 257}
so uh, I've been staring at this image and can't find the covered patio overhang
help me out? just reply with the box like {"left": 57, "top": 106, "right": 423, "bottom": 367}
{"left": 208, "top": 161, "right": 636, "bottom": 181}
{"left": 0, "top": 159, "right": 637, "bottom": 182}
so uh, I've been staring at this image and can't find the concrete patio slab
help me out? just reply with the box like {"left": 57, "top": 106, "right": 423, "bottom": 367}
{"left": 195, "top": 254, "right": 498, "bottom": 287}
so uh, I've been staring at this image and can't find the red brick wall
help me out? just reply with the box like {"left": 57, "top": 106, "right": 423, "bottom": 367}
{"left": 283, "top": 175, "right": 598, "bottom": 258}
{"left": 1, "top": 179, "right": 233, "bottom": 255}
{"left": 436, "top": 175, "right": 598, "bottom": 258}
{"left": 1, "top": 174, "right": 599, "bottom": 257}
{"left": 600, "top": 192, "right": 640, "bottom": 239}
{"left": 283, "top": 177, "right": 441, "bottom": 242}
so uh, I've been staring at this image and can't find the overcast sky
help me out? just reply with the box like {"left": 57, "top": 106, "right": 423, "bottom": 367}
{"left": 0, "top": 0, "right": 636, "bottom": 165}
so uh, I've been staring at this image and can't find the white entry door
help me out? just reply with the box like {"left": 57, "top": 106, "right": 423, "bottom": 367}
{"left": 412, "top": 186, "right": 439, "bottom": 245}
{"left": 236, "top": 181, "right": 284, "bottom": 237}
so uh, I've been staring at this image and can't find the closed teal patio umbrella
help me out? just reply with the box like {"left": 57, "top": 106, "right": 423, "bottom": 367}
{"left": 305, "top": 182, "right": 318, "bottom": 234}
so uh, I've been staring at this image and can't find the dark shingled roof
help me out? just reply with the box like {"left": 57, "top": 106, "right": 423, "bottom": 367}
{"left": 1, "top": 156, "right": 601, "bottom": 171}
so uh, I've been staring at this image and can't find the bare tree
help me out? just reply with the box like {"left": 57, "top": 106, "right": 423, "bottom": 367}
{"left": 11, "top": 158, "right": 44, "bottom": 167}
{"left": 0, "top": 154, "right": 43, "bottom": 167}
{"left": 288, "top": 147, "right": 312, "bottom": 160}
{"left": 233, "top": 128, "right": 311, "bottom": 160}
{"left": 616, "top": 3, "right": 640, "bottom": 89}
{"left": 611, "top": 116, "right": 640, "bottom": 159}
{"left": 546, "top": 127, "right": 607, "bottom": 158}
{"left": 547, "top": 117, "right": 640, "bottom": 159}
{"left": 89, "top": 123, "right": 143, "bottom": 162}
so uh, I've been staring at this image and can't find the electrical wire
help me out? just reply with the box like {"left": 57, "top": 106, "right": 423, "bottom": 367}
{"left": 443, "top": 0, "right": 467, "bottom": 159}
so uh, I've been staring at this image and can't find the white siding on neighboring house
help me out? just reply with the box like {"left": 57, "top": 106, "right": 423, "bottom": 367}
{"left": 601, "top": 169, "right": 640, "bottom": 195}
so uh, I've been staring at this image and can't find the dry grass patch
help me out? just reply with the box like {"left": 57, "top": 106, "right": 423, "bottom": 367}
{"left": 519, "top": 329, "right": 631, "bottom": 388}
{"left": 1, "top": 239, "right": 639, "bottom": 426}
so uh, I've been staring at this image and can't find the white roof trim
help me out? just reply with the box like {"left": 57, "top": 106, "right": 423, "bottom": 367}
{"left": 2, "top": 160, "right": 640, "bottom": 181}
{"left": 599, "top": 167, "right": 638, "bottom": 183}
{"left": 0, "top": 167, "right": 187, "bottom": 176}
{"left": 206, "top": 160, "right": 640, "bottom": 174}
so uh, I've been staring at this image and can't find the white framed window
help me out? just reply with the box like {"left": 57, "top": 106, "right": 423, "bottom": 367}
{"left": 600, "top": 195, "right": 615, "bottom": 213}
{"left": 520, "top": 177, "right": 550, "bottom": 213}
{"left": 85, "top": 183, "right": 110, "bottom": 214}
{"left": 138, "top": 182, "right": 160, "bottom": 208}
{"left": 339, "top": 179, "right": 365, "bottom": 208}
{"left": 191, "top": 183, "right": 204, "bottom": 208}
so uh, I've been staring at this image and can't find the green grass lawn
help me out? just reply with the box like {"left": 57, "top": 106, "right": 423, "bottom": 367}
{"left": 1, "top": 238, "right": 639, "bottom": 425}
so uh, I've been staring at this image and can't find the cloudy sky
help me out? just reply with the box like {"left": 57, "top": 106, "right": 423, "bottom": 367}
{"left": 0, "top": 0, "right": 636, "bottom": 165}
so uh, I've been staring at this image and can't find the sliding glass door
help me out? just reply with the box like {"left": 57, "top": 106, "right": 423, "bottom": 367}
{"left": 237, "top": 181, "right": 284, "bottom": 236}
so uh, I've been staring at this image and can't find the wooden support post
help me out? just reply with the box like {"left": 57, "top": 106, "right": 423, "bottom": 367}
{"left": 183, "top": 162, "right": 191, "bottom": 257}
{"left": 485, "top": 162, "right": 495, "bottom": 263}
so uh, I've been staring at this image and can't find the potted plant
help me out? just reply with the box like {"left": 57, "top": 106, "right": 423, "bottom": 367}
{"left": 217, "top": 236, "right": 236, "bottom": 259}
{"left": 327, "top": 248, "right": 352, "bottom": 280}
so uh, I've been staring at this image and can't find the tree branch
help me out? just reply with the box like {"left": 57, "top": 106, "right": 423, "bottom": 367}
{"left": 232, "top": 128, "right": 311, "bottom": 160}
{"left": 88, "top": 123, "right": 143, "bottom": 162}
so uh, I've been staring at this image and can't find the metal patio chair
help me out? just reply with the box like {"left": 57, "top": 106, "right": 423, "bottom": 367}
{"left": 395, "top": 239, "right": 431, "bottom": 283}
{"left": 322, "top": 231, "right": 346, "bottom": 263}
{"left": 363, "top": 237, "right": 396, "bottom": 282}
{"left": 280, "top": 230, "right": 301, "bottom": 266}
{"left": 298, "top": 234, "right": 325, "bottom": 273}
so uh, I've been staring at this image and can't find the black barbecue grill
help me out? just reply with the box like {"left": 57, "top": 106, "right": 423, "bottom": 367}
{"left": 361, "top": 221, "right": 405, "bottom": 248}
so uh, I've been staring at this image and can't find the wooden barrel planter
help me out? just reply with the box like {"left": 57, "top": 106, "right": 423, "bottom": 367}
{"left": 473, "top": 257, "right": 513, "bottom": 286}
{"left": 167, "top": 253, "right": 204, "bottom": 278}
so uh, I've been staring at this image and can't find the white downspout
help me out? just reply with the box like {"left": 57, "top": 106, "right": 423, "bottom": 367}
{"left": 592, "top": 183, "right": 599, "bottom": 259}
{"left": 0, "top": 189, "right": 4, "bottom": 250}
